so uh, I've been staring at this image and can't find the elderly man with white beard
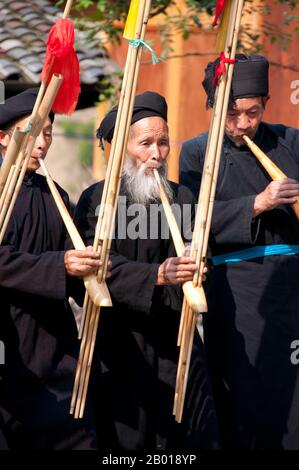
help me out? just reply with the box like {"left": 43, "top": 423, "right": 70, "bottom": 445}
{"left": 74, "top": 91, "right": 220, "bottom": 452}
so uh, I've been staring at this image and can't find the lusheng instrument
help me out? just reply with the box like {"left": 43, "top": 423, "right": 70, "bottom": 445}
{"left": 0, "top": 0, "right": 75, "bottom": 242}
{"left": 173, "top": 0, "right": 245, "bottom": 423}
{"left": 38, "top": 158, "right": 112, "bottom": 307}
{"left": 242, "top": 134, "right": 299, "bottom": 220}
{"left": 153, "top": 169, "right": 207, "bottom": 314}
{"left": 70, "top": 0, "right": 153, "bottom": 419}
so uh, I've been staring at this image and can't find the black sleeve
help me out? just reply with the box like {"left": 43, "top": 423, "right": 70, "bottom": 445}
{"left": 0, "top": 246, "right": 67, "bottom": 300}
{"left": 179, "top": 138, "right": 204, "bottom": 199}
{"left": 284, "top": 126, "right": 299, "bottom": 158}
{"left": 107, "top": 251, "right": 160, "bottom": 313}
{"left": 210, "top": 196, "right": 260, "bottom": 246}
{"left": 179, "top": 137, "right": 260, "bottom": 246}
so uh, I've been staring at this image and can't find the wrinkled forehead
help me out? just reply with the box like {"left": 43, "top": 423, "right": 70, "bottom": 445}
{"left": 130, "top": 116, "right": 168, "bottom": 136}
{"left": 8, "top": 114, "right": 53, "bottom": 132}
{"left": 230, "top": 96, "right": 264, "bottom": 111}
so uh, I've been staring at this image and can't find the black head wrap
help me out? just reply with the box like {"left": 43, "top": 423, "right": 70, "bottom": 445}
{"left": 0, "top": 88, "right": 55, "bottom": 130}
{"left": 96, "top": 91, "right": 168, "bottom": 148}
{"left": 202, "top": 54, "right": 269, "bottom": 108}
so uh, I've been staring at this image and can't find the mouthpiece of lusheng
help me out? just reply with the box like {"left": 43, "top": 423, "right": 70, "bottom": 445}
{"left": 83, "top": 275, "right": 112, "bottom": 307}
{"left": 182, "top": 282, "right": 208, "bottom": 313}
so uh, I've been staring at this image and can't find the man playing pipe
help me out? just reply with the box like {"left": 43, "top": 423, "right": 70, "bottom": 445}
{"left": 75, "top": 91, "right": 220, "bottom": 451}
{"left": 179, "top": 55, "right": 299, "bottom": 449}
{"left": 0, "top": 88, "right": 103, "bottom": 449}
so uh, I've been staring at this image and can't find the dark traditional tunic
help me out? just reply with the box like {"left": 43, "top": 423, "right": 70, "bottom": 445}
{"left": 179, "top": 122, "right": 299, "bottom": 449}
{"left": 74, "top": 179, "right": 220, "bottom": 451}
{"left": 0, "top": 172, "right": 96, "bottom": 450}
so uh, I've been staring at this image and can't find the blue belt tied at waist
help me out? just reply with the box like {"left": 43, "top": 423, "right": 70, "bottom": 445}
{"left": 212, "top": 244, "right": 299, "bottom": 266}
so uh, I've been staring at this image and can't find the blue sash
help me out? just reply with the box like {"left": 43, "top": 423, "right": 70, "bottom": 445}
{"left": 212, "top": 244, "right": 299, "bottom": 266}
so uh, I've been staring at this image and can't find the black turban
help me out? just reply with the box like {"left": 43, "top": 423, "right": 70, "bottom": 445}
{"left": 0, "top": 88, "right": 55, "bottom": 130}
{"left": 202, "top": 54, "right": 269, "bottom": 108}
{"left": 97, "top": 91, "right": 168, "bottom": 145}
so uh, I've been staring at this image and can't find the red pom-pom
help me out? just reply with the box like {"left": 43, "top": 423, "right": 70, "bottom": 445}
{"left": 41, "top": 18, "right": 81, "bottom": 114}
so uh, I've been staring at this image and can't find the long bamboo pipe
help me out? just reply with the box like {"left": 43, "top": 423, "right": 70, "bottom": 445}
{"left": 153, "top": 169, "right": 207, "bottom": 313}
{"left": 0, "top": 74, "right": 63, "bottom": 244}
{"left": 0, "top": 0, "right": 75, "bottom": 242}
{"left": 0, "top": 128, "right": 27, "bottom": 197}
{"left": 38, "top": 159, "right": 112, "bottom": 307}
{"left": 174, "top": 0, "right": 245, "bottom": 423}
{"left": 243, "top": 134, "right": 299, "bottom": 220}
{"left": 71, "top": 0, "right": 152, "bottom": 419}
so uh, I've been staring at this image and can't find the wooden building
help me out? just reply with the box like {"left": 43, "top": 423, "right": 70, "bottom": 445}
{"left": 93, "top": 0, "right": 299, "bottom": 182}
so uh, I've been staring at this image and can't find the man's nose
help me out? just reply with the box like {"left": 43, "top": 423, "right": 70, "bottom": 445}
{"left": 151, "top": 144, "right": 161, "bottom": 160}
{"left": 236, "top": 114, "right": 250, "bottom": 130}
{"left": 35, "top": 132, "right": 46, "bottom": 148}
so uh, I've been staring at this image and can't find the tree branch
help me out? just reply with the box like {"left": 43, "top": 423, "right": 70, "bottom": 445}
{"left": 141, "top": 53, "right": 299, "bottom": 73}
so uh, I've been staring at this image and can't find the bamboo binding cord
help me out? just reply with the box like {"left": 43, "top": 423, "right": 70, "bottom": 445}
{"left": 173, "top": 0, "right": 245, "bottom": 423}
{"left": 242, "top": 134, "right": 299, "bottom": 220}
{"left": 70, "top": 0, "right": 153, "bottom": 419}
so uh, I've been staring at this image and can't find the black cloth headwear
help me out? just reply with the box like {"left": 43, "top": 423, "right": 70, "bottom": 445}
{"left": 0, "top": 88, "right": 55, "bottom": 129}
{"left": 96, "top": 91, "right": 168, "bottom": 146}
{"left": 202, "top": 54, "right": 269, "bottom": 108}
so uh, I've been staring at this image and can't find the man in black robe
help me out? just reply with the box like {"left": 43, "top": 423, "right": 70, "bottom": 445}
{"left": 179, "top": 55, "right": 299, "bottom": 449}
{"left": 75, "top": 91, "right": 220, "bottom": 451}
{"left": 0, "top": 88, "right": 103, "bottom": 450}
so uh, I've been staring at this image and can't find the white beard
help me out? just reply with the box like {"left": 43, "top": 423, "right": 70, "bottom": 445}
{"left": 123, "top": 155, "right": 173, "bottom": 205}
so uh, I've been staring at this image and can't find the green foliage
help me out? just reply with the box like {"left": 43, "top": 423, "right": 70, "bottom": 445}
{"left": 72, "top": 0, "right": 299, "bottom": 51}
{"left": 68, "top": 0, "right": 299, "bottom": 99}
{"left": 59, "top": 120, "right": 94, "bottom": 167}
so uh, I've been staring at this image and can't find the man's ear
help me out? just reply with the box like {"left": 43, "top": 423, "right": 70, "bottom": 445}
{"left": 0, "top": 130, "right": 10, "bottom": 156}
{"left": 262, "top": 95, "right": 270, "bottom": 108}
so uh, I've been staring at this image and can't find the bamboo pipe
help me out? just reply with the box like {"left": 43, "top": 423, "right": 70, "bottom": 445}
{"left": 0, "top": 74, "right": 63, "bottom": 244}
{"left": 70, "top": 296, "right": 94, "bottom": 414}
{"left": 94, "top": 0, "right": 150, "bottom": 283}
{"left": 71, "top": 0, "right": 151, "bottom": 419}
{"left": 243, "top": 134, "right": 299, "bottom": 220}
{"left": 0, "top": 0, "right": 75, "bottom": 242}
{"left": 194, "top": 0, "right": 244, "bottom": 338}
{"left": 0, "top": 165, "right": 16, "bottom": 212}
{"left": 0, "top": 128, "right": 27, "bottom": 197}
{"left": 174, "top": 0, "right": 245, "bottom": 423}
{"left": 38, "top": 158, "right": 112, "bottom": 307}
{"left": 192, "top": 0, "right": 242, "bottom": 286}
{"left": 153, "top": 169, "right": 207, "bottom": 313}
{"left": 77, "top": 5, "right": 147, "bottom": 336}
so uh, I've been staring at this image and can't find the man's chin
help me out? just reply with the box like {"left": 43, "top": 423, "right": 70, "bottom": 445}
{"left": 26, "top": 159, "right": 40, "bottom": 172}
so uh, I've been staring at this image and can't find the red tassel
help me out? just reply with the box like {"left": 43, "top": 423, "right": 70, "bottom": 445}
{"left": 212, "top": 0, "right": 227, "bottom": 27}
{"left": 213, "top": 52, "right": 236, "bottom": 87}
{"left": 41, "top": 18, "right": 80, "bottom": 115}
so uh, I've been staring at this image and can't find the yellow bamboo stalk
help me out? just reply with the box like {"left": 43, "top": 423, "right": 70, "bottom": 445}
{"left": 38, "top": 158, "right": 112, "bottom": 307}
{"left": 0, "top": 165, "right": 16, "bottom": 211}
{"left": 0, "top": 0, "right": 75, "bottom": 243}
{"left": 174, "top": 0, "right": 245, "bottom": 423}
{"left": 153, "top": 169, "right": 207, "bottom": 314}
{"left": 70, "top": 296, "right": 93, "bottom": 414}
{"left": 0, "top": 74, "right": 63, "bottom": 244}
{"left": 243, "top": 134, "right": 299, "bottom": 220}
{"left": 71, "top": 0, "right": 153, "bottom": 419}
{"left": 0, "top": 128, "right": 27, "bottom": 197}
{"left": 78, "top": 291, "right": 90, "bottom": 340}
{"left": 73, "top": 303, "right": 99, "bottom": 418}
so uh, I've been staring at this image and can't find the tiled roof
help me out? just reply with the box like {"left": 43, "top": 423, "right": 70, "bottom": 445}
{"left": 0, "top": 0, "right": 117, "bottom": 106}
